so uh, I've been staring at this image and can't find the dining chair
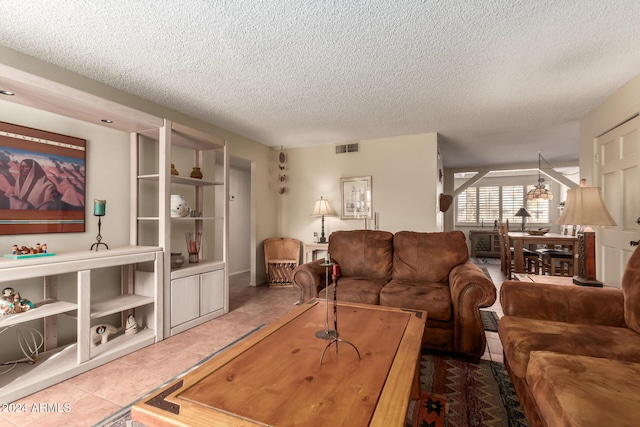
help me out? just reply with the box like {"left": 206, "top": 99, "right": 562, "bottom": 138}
{"left": 538, "top": 249, "right": 574, "bottom": 276}
{"left": 499, "top": 221, "right": 540, "bottom": 279}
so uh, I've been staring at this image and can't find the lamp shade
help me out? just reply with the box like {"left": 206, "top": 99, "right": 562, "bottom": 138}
{"left": 311, "top": 197, "right": 335, "bottom": 217}
{"left": 556, "top": 186, "right": 616, "bottom": 226}
{"left": 514, "top": 207, "right": 531, "bottom": 218}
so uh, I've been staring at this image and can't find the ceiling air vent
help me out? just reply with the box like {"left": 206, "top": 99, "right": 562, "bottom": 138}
{"left": 335, "top": 142, "right": 359, "bottom": 154}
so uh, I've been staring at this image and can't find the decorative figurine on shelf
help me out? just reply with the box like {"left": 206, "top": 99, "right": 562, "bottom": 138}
{"left": 171, "top": 163, "right": 179, "bottom": 176}
{"left": 11, "top": 292, "right": 33, "bottom": 313}
{"left": 1, "top": 287, "right": 14, "bottom": 314}
{"left": 91, "top": 324, "right": 117, "bottom": 347}
{"left": 125, "top": 314, "right": 138, "bottom": 335}
{"left": 0, "top": 287, "right": 33, "bottom": 314}
{"left": 8, "top": 242, "right": 52, "bottom": 256}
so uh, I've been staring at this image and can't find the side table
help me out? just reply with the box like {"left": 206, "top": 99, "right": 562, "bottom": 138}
{"left": 303, "top": 242, "right": 328, "bottom": 263}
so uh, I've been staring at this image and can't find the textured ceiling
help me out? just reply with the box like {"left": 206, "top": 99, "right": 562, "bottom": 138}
{"left": 2, "top": 1, "right": 640, "bottom": 168}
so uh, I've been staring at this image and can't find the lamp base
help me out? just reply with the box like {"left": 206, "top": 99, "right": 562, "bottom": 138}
{"left": 319, "top": 237, "right": 327, "bottom": 244}
{"left": 572, "top": 276, "right": 604, "bottom": 287}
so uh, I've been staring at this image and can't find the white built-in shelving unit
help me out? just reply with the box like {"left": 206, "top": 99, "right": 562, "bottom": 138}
{"left": 131, "top": 120, "right": 229, "bottom": 337}
{"left": 0, "top": 246, "right": 163, "bottom": 403}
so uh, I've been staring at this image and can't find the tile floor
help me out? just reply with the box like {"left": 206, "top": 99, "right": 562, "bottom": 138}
{"left": 0, "top": 263, "right": 507, "bottom": 427}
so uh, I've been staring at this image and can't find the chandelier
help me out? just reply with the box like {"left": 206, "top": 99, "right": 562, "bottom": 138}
{"left": 526, "top": 152, "right": 554, "bottom": 201}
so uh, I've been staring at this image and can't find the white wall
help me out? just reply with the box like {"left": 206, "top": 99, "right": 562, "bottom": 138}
{"left": 278, "top": 133, "right": 441, "bottom": 243}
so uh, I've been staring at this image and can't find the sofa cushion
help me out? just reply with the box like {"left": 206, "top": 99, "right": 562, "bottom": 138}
{"left": 392, "top": 230, "right": 468, "bottom": 283}
{"left": 328, "top": 230, "right": 393, "bottom": 280}
{"left": 379, "top": 279, "right": 452, "bottom": 321}
{"left": 499, "top": 315, "right": 640, "bottom": 379}
{"left": 526, "top": 351, "right": 640, "bottom": 427}
{"left": 319, "top": 277, "right": 387, "bottom": 305}
{"left": 623, "top": 247, "right": 640, "bottom": 334}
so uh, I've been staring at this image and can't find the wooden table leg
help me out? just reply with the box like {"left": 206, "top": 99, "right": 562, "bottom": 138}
{"left": 514, "top": 240, "right": 525, "bottom": 273}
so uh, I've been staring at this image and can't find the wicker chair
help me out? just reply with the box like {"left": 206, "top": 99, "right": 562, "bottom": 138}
{"left": 264, "top": 238, "right": 301, "bottom": 285}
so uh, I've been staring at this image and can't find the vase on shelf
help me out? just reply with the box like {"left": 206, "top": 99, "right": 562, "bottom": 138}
{"left": 185, "top": 231, "right": 202, "bottom": 263}
{"left": 190, "top": 167, "right": 203, "bottom": 179}
{"left": 171, "top": 163, "right": 179, "bottom": 176}
{"left": 170, "top": 252, "right": 185, "bottom": 269}
{"left": 170, "top": 195, "right": 191, "bottom": 218}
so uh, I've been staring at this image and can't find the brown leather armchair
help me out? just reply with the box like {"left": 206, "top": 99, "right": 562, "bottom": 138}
{"left": 498, "top": 247, "right": 640, "bottom": 426}
{"left": 292, "top": 230, "right": 497, "bottom": 359}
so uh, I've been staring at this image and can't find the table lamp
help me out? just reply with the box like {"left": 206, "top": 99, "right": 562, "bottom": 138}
{"left": 514, "top": 207, "right": 531, "bottom": 232}
{"left": 556, "top": 179, "right": 616, "bottom": 287}
{"left": 311, "top": 196, "right": 335, "bottom": 244}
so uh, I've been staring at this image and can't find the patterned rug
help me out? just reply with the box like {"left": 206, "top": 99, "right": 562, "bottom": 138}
{"left": 411, "top": 392, "right": 448, "bottom": 427}
{"left": 409, "top": 352, "right": 528, "bottom": 427}
{"left": 481, "top": 310, "right": 500, "bottom": 332}
{"left": 471, "top": 257, "right": 501, "bottom": 265}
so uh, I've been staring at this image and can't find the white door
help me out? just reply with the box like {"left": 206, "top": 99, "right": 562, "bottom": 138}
{"left": 596, "top": 116, "right": 640, "bottom": 288}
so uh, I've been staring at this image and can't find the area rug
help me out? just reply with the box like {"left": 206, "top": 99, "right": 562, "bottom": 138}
{"left": 471, "top": 257, "right": 501, "bottom": 265}
{"left": 481, "top": 310, "right": 500, "bottom": 332}
{"left": 409, "top": 352, "right": 528, "bottom": 427}
{"left": 411, "top": 391, "right": 448, "bottom": 427}
{"left": 480, "top": 267, "right": 493, "bottom": 282}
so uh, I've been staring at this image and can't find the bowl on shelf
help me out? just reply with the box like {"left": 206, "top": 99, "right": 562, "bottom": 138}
{"left": 526, "top": 228, "right": 550, "bottom": 236}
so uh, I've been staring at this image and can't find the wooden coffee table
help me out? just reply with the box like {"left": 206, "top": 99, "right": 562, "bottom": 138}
{"left": 132, "top": 299, "right": 426, "bottom": 427}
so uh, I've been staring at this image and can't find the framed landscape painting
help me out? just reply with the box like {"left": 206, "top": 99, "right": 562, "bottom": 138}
{"left": 340, "top": 175, "right": 372, "bottom": 220}
{"left": 0, "top": 121, "right": 86, "bottom": 235}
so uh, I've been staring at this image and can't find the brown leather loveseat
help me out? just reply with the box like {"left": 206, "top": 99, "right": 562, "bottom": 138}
{"left": 498, "top": 247, "right": 640, "bottom": 426}
{"left": 292, "top": 230, "right": 497, "bottom": 359}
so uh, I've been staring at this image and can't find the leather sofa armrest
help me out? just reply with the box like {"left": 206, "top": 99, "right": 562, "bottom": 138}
{"left": 500, "top": 281, "right": 626, "bottom": 326}
{"left": 448, "top": 262, "right": 497, "bottom": 356}
{"left": 292, "top": 260, "right": 327, "bottom": 303}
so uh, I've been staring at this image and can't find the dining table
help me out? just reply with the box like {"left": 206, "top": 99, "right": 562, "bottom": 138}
{"left": 507, "top": 232, "right": 578, "bottom": 274}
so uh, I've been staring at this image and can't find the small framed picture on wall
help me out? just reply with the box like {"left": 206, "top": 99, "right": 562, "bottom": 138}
{"left": 340, "top": 175, "right": 372, "bottom": 220}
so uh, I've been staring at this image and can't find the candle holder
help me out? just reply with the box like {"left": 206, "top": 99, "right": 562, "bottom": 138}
{"left": 90, "top": 199, "right": 109, "bottom": 251}
{"left": 319, "top": 263, "right": 361, "bottom": 365}
{"left": 185, "top": 231, "right": 202, "bottom": 263}
{"left": 315, "top": 260, "right": 337, "bottom": 340}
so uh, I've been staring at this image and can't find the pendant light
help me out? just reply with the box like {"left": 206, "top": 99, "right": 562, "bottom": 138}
{"left": 526, "top": 152, "right": 553, "bottom": 201}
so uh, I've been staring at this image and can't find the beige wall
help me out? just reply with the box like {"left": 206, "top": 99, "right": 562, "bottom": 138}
{"left": 277, "top": 133, "right": 442, "bottom": 244}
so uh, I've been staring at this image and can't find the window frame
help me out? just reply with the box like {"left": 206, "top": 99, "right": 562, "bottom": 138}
{"left": 455, "top": 183, "right": 551, "bottom": 227}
